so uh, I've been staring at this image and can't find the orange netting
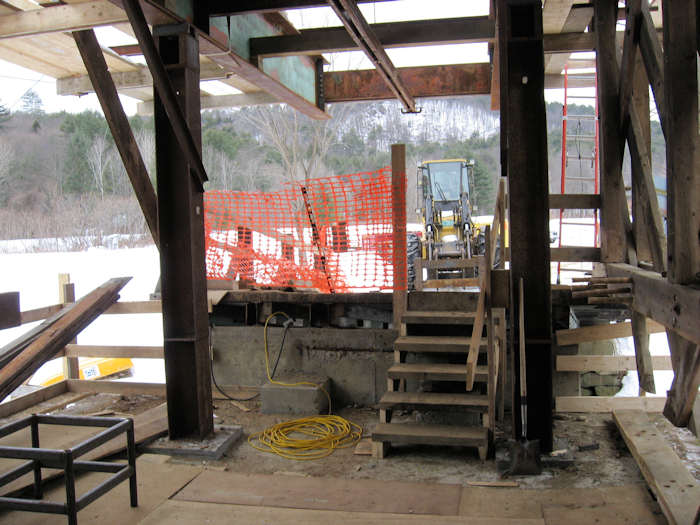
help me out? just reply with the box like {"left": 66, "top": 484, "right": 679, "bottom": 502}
{"left": 204, "top": 167, "right": 404, "bottom": 292}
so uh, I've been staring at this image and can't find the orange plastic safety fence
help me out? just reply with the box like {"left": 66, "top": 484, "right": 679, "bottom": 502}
{"left": 204, "top": 167, "right": 404, "bottom": 293}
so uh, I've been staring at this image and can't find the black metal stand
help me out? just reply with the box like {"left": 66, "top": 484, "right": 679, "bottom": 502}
{"left": 0, "top": 414, "right": 137, "bottom": 525}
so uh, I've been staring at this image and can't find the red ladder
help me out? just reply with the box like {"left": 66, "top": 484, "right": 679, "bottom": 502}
{"left": 556, "top": 66, "right": 600, "bottom": 283}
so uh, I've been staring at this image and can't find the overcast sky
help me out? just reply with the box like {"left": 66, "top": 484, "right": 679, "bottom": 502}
{"left": 0, "top": 0, "right": 589, "bottom": 116}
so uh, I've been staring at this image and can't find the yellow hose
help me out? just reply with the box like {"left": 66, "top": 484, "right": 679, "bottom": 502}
{"left": 247, "top": 312, "right": 363, "bottom": 460}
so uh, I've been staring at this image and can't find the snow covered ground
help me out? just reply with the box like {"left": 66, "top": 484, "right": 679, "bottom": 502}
{"left": 0, "top": 228, "right": 672, "bottom": 396}
{"left": 0, "top": 245, "right": 165, "bottom": 386}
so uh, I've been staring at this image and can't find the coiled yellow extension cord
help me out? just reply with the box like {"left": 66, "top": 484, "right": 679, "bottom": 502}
{"left": 248, "top": 312, "right": 363, "bottom": 460}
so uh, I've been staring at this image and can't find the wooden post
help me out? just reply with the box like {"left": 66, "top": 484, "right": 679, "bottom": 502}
{"left": 154, "top": 26, "right": 213, "bottom": 439}
{"left": 58, "top": 274, "right": 79, "bottom": 380}
{"left": 631, "top": 311, "right": 655, "bottom": 394}
{"left": 595, "top": 0, "right": 629, "bottom": 263}
{"left": 630, "top": 50, "right": 653, "bottom": 266}
{"left": 661, "top": 0, "right": 700, "bottom": 426}
{"left": 500, "top": 0, "right": 553, "bottom": 452}
{"left": 391, "top": 144, "right": 407, "bottom": 334}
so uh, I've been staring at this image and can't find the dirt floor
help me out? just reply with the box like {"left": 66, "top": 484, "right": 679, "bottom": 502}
{"left": 170, "top": 393, "right": 700, "bottom": 491}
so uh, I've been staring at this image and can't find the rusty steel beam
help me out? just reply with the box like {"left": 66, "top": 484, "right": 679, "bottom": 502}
{"left": 327, "top": 0, "right": 417, "bottom": 112}
{"left": 324, "top": 63, "right": 491, "bottom": 102}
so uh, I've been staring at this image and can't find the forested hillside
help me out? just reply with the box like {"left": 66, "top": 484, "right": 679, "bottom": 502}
{"left": 0, "top": 91, "right": 665, "bottom": 247}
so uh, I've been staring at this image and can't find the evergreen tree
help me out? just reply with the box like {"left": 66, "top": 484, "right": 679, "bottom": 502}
{"left": 0, "top": 101, "right": 11, "bottom": 130}
{"left": 60, "top": 111, "right": 109, "bottom": 193}
{"left": 20, "top": 90, "right": 44, "bottom": 115}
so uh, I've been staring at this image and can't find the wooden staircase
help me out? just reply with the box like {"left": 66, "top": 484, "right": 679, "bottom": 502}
{"left": 372, "top": 228, "right": 506, "bottom": 460}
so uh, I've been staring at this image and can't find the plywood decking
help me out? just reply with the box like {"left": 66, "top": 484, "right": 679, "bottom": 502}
{"left": 613, "top": 410, "right": 700, "bottom": 525}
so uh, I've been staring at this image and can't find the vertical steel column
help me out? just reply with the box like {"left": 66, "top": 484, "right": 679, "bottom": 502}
{"left": 154, "top": 26, "right": 214, "bottom": 439}
{"left": 499, "top": 0, "right": 553, "bottom": 452}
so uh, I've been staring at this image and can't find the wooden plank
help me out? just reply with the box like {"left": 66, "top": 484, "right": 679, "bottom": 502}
{"left": 0, "top": 291, "right": 20, "bottom": 329}
{"left": 550, "top": 247, "right": 601, "bottom": 262}
{"left": 0, "top": 277, "right": 130, "bottom": 400}
{"left": 571, "top": 286, "right": 631, "bottom": 298}
{"left": 401, "top": 311, "right": 476, "bottom": 325}
{"left": 606, "top": 263, "right": 700, "bottom": 346}
{"left": 379, "top": 391, "right": 488, "bottom": 409}
{"left": 423, "top": 258, "right": 482, "bottom": 270}
{"left": 0, "top": 381, "right": 68, "bottom": 419}
{"left": 613, "top": 410, "right": 700, "bottom": 525}
{"left": 423, "top": 278, "right": 480, "bottom": 289}
{"left": 387, "top": 363, "right": 488, "bottom": 382}
{"left": 59, "top": 277, "right": 79, "bottom": 380}
{"left": 73, "top": 29, "right": 159, "bottom": 247}
{"left": 57, "top": 62, "right": 227, "bottom": 96}
{"left": 0, "top": 0, "right": 128, "bottom": 39}
{"left": 556, "top": 354, "right": 672, "bottom": 372}
{"left": 548, "top": 194, "right": 601, "bottom": 209}
{"left": 104, "top": 300, "right": 161, "bottom": 314}
{"left": 142, "top": 500, "right": 545, "bottom": 525}
{"left": 555, "top": 396, "right": 666, "bottom": 412}
{"left": 372, "top": 423, "right": 487, "bottom": 446}
{"left": 466, "top": 258, "right": 485, "bottom": 390}
{"left": 556, "top": 319, "right": 666, "bottom": 346}
{"left": 67, "top": 379, "right": 166, "bottom": 396}
{"left": 391, "top": 144, "right": 407, "bottom": 331}
{"left": 137, "top": 91, "right": 277, "bottom": 115}
{"left": 19, "top": 304, "right": 63, "bottom": 324}
{"left": 174, "top": 470, "right": 464, "bottom": 516}
{"left": 64, "top": 344, "right": 164, "bottom": 359}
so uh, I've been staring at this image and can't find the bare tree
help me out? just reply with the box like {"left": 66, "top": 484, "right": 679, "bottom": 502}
{"left": 243, "top": 103, "right": 350, "bottom": 184}
{"left": 0, "top": 138, "right": 14, "bottom": 204}
{"left": 86, "top": 132, "right": 112, "bottom": 199}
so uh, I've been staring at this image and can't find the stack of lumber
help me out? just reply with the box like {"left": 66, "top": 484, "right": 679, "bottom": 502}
{"left": 0, "top": 277, "right": 131, "bottom": 400}
{"left": 571, "top": 276, "right": 633, "bottom": 305}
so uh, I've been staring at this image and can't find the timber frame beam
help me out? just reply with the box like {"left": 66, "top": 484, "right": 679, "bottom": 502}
{"left": 73, "top": 28, "right": 159, "bottom": 248}
{"left": 601, "top": 0, "right": 699, "bottom": 427}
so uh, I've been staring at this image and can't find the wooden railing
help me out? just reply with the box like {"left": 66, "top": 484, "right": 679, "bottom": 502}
{"left": 10, "top": 275, "right": 165, "bottom": 379}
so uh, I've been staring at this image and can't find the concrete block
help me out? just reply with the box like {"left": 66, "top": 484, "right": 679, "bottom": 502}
{"left": 261, "top": 377, "right": 331, "bottom": 415}
{"left": 581, "top": 372, "right": 623, "bottom": 388}
{"left": 593, "top": 385, "right": 621, "bottom": 396}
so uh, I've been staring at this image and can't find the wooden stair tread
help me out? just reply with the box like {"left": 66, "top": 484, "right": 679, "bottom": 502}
{"left": 387, "top": 363, "right": 488, "bottom": 381}
{"left": 378, "top": 391, "right": 488, "bottom": 409}
{"left": 372, "top": 423, "right": 488, "bottom": 446}
{"left": 402, "top": 311, "right": 477, "bottom": 325}
{"left": 394, "top": 336, "right": 487, "bottom": 352}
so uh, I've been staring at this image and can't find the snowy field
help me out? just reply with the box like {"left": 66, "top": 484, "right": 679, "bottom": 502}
{"left": 0, "top": 230, "right": 672, "bottom": 397}
{"left": 0, "top": 244, "right": 165, "bottom": 386}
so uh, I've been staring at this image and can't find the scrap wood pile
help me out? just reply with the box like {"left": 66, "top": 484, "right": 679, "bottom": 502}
{"left": 570, "top": 276, "right": 633, "bottom": 305}
{"left": 0, "top": 277, "right": 131, "bottom": 400}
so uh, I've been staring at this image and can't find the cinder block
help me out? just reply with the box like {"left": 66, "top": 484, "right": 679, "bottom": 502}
{"left": 261, "top": 377, "right": 331, "bottom": 415}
